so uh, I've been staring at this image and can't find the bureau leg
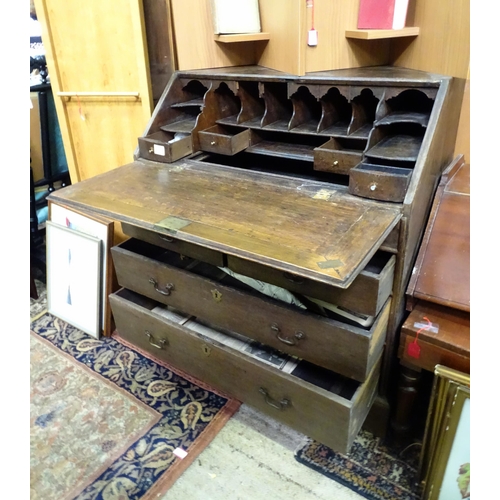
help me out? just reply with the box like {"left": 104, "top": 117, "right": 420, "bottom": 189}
{"left": 389, "top": 363, "right": 422, "bottom": 447}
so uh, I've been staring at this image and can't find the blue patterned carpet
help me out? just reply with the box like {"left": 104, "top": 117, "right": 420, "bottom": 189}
{"left": 295, "top": 432, "right": 421, "bottom": 500}
{"left": 30, "top": 311, "right": 239, "bottom": 499}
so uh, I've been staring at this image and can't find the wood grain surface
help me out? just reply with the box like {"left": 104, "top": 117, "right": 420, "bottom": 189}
{"left": 49, "top": 159, "right": 401, "bottom": 288}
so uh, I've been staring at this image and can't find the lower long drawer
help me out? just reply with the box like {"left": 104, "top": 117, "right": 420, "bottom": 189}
{"left": 109, "top": 288, "right": 382, "bottom": 454}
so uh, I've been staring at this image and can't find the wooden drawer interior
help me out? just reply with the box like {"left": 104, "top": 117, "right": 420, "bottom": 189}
{"left": 109, "top": 287, "right": 381, "bottom": 454}
{"left": 121, "top": 222, "right": 225, "bottom": 267}
{"left": 198, "top": 124, "right": 251, "bottom": 155}
{"left": 138, "top": 130, "right": 193, "bottom": 163}
{"left": 226, "top": 250, "right": 396, "bottom": 318}
{"left": 111, "top": 238, "right": 390, "bottom": 381}
{"left": 313, "top": 138, "right": 365, "bottom": 175}
{"left": 349, "top": 162, "right": 413, "bottom": 202}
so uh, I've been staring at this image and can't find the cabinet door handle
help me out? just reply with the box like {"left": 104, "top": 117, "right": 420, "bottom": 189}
{"left": 259, "top": 388, "right": 290, "bottom": 411}
{"left": 149, "top": 278, "right": 175, "bottom": 296}
{"left": 144, "top": 330, "right": 167, "bottom": 349}
{"left": 282, "top": 272, "right": 304, "bottom": 285}
{"left": 271, "top": 323, "right": 305, "bottom": 346}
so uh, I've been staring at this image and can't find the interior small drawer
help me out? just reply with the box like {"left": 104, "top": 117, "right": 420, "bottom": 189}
{"left": 226, "top": 251, "right": 396, "bottom": 318}
{"left": 109, "top": 287, "right": 382, "bottom": 454}
{"left": 111, "top": 238, "right": 390, "bottom": 382}
{"left": 349, "top": 162, "right": 412, "bottom": 202}
{"left": 138, "top": 130, "right": 193, "bottom": 163}
{"left": 198, "top": 125, "right": 251, "bottom": 155}
{"left": 313, "top": 139, "right": 364, "bottom": 175}
{"left": 121, "top": 222, "right": 225, "bottom": 267}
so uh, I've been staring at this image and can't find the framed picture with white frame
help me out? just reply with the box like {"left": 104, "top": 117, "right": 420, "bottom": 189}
{"left": 46, "top": 221, "right": 102, "bottom": 338}
{"left": 49, "top": 202, "right": 116, "bottom": 336}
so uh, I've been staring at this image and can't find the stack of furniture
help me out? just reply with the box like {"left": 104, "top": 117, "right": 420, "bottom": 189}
{"left": 391, "top": 154, "right": 470, "bottom": 442}
{"left": 48, "top": 65, "right": 464, "bottom": 453}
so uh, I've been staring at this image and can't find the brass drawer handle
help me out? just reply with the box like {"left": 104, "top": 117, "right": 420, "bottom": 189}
{"left": 259, "top": 388, "right": 290, "bottom": 411}
{"left": 149, "top": 278, "right": 175, "bottom": 296}
{"left": 159, "top": 235, "right": 175, "bottom": 243}
{"left": 271, "top": 324, "right": 305, "bottom": 346}
{"left": 282, "top": 272, "right": 304, "bottom": 285}
{"left": 144, "top": 330, "right": 167, "bottom": 349}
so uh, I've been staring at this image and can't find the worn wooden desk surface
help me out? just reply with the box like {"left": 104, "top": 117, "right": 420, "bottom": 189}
{"left": 406, "top": 159, "right": 470, "bottom": 312}
{"left": 48, "top": 158, "right": 401, "bottom": 289}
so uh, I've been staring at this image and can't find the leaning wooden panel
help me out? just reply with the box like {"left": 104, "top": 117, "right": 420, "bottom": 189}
{"left": 110, "top": 288, "right": 382, "bottom": 453}
{"left": 34, "top": 0, "right": 153, "bottom": 183}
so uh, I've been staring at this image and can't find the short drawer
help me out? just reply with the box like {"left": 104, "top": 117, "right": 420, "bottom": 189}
{"left": 314, "top": 138, "right": 364, "bottom": 175}
{"left": 111, "top": 238, "right": 390, "bottom": 382}
{"left": 198, "top": 125, "right": 251, "bottom": 155}
{"left": 227, "top": 251, "right": 396, "bottom": 318}
{"left": 349, "top": 162, "right": 412, "bottom": 202}
{"left": 121, "top": 222, "right": 225, "bottom": 267}
{"left": 109, "top": 287, "right": 382, "bottom": 454}
{"left": 138, "top": 130, "right": 193, "bottom": 163}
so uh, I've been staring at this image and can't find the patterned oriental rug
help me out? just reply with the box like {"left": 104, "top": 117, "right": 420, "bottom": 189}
{"left": 295, "top": 434, "right": 421, "bottom": 500}
{"left": 30, "top": 304, "right": 240, "bottom": 500}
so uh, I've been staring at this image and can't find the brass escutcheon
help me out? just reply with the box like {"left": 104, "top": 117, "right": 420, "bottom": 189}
{"left": 211, "top": 289, "right": 223, "bottom": 302}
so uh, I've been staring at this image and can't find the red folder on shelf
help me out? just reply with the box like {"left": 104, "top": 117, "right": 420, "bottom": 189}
{"left": 357, "top": 0, "right": 409, "bottom": 30}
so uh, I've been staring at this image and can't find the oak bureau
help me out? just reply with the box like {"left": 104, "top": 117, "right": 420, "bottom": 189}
{"left": 48, "top": 66, "right": 465, "bottom": 453}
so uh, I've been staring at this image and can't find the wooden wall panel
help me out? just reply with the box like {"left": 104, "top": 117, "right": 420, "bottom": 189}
{"left": 171, "top": 0, "right": 257, "bottom": 71}
{"left": 391, "top": 0, "right": 469, "bottom": 79}
{"left": 305, "top": 0, "right": 390, "bottom": 73}
{"left": 258, "top": 0, "right": 305, "bottom": 76}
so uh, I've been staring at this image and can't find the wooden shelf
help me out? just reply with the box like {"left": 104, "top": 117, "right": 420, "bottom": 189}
{"left": 245, "top": 141, "right": 314, "bottom": 162}
{"left": 214, "top": 32, "right": 270, "bottom": 43}
{"left": 345, "top": 27, "right": 420, "bottom": 40}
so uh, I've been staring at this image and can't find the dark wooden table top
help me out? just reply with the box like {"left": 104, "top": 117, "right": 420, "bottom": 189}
{"left": 406, "top": 157, "right": 470, "bottom": 312}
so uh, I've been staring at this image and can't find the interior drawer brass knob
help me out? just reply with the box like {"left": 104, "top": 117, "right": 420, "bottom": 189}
{"left": 149, "top": 278, "right": 175, "bottom": 296}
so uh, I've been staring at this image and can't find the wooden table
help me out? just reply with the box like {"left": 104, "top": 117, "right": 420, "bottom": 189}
{"left": 391, "top": 155, "right": 470, "bottom": 443}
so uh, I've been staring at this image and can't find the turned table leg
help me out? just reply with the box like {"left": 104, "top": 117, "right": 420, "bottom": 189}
{"left": 390, "top": 362, "right": 422, "bottom": 447}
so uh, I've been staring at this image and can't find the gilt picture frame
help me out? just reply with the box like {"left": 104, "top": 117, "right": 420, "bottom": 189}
{"left": 420, "top": 365, "right": 470, "bottom": 500}
{"left": 46, "top": 221, "right": 102, "bottom": 338}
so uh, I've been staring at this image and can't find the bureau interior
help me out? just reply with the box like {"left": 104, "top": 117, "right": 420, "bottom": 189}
{"left": 141, "top": 73, "right": 439, "bottom": 202}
